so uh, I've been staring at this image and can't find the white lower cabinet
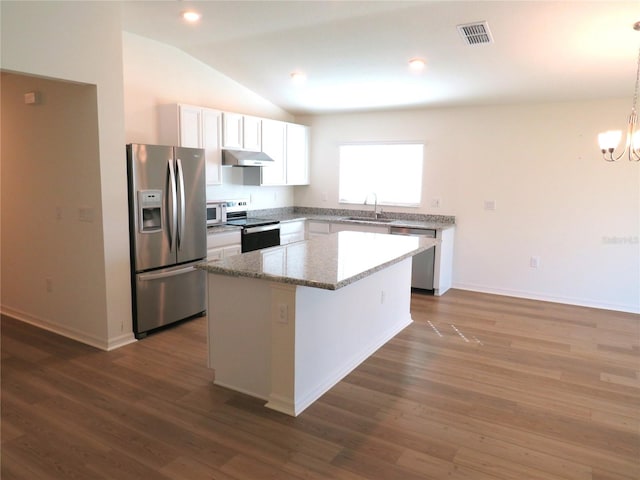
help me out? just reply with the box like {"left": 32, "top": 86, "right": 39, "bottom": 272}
{"left": 306, "top": 221, "right": 389, "bottom": 238}
{"left": 330, "top": 222, "right": 389, "bottom": 234}
{"left": 434, "top": 227, "right": 455, "bottom": 296}
{"left": 207, "top": 229, "right": 241, "bottom": 261}
{"left": 280, "top": 220, "right": 306, "bottom": 245}
{"left": 306, "top": 221, "right": 331, "bottom": 238}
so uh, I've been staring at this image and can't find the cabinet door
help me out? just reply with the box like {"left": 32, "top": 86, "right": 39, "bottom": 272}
{"left": 330, "top": 223, "right": 389, "bottom": 234}
{"left": 207, "top": 247, "right": 224, "bottom": 262}
{"left": 222, "top": 113, "right": 243, "bottom": 149}
{"left": 280, "top": 220, "right": 305, "bottom": 245}
{"left": 222, "top": 245, "right": 241, "bottom": 258}
{"left": 260, "top": 120, "right": 286, "bottom": 185}
{"left": 202, "top": 108, "right": 222, "bottom": 185}
{"left": 286, "top": 123, "right": 309, "bottom": 185}
{"left": 307, "top": 221, "right": 330, "bottom": 238}
{"left": 243, "top": 116, "right": 262, "bottom": 151}
{"left": 179, "top": 105, "right": 202, "bottom": 148}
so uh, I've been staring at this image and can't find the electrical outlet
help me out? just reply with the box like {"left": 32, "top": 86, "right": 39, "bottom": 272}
{"left": 45, "top": 278, "right": 53, "bottom": 293}
{"left": 78, "top": 207, "right": 94, "bottom": 223}
{"left": 277, "top": 303, "right": 288, "bottom": 324}
{"left": 530, "top": 256, "right": 541, "bottom": 268}
{"left": 431, "top": 198, "right": 441, "bottom": 208}
{"left": 484, "top": 200, "right": 496, "bottom": 211}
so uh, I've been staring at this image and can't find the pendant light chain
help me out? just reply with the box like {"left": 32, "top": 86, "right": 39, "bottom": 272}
{"left": 632, "top": 46, "right": 640, "bottom": 114}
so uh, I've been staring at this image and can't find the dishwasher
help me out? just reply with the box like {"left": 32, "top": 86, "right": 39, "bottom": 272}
{"left": 390, "top": 227, "right": 436, "bottom": 291}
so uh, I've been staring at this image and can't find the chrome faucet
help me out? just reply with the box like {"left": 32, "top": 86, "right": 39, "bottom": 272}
{"left": 364, "top": 192, "right": 379, "bottom": 219}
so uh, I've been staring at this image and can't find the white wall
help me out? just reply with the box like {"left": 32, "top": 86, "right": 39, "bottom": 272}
{"left": 0, "top": 2, "right": 303, "bottom": 350}
{"left": 0, "top": 1, "right": 133, "bottom": 349}
{"left": 295, "top": 100, "right": 640, "bottom": 313}
{"left": 1, "top": 73, "right": 109, "bottom": 343}
{"left": 122, "top": 32, "right": 295, "bottom": 209}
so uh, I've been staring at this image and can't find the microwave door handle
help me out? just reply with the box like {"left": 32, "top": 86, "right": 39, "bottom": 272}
{"left": 176, "top": 158, "right": 186, "bottom": 250}
{"left": 167, "top": 158, "right": 177, "bottom": 250}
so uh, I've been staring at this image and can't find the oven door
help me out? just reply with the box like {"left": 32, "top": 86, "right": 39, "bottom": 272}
{"left": 242, "top": 224, "right": 280, "bottom": 253}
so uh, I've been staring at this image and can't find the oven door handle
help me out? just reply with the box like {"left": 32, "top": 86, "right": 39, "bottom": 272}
{"left": 243, "top": 224, "right": 280, "bottom": 235}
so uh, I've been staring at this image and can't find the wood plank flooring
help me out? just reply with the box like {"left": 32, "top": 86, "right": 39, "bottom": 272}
{"left": 2, "top": 289, "right": 639, "bottom": 479}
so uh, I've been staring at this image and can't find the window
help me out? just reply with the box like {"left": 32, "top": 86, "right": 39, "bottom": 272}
{"left": 338, "top": 143, "right": 423, "bottom": 207}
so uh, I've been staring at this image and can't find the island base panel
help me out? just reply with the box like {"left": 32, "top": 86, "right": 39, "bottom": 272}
{"left": 273, "top": 259, "right": 413, "bottom": 416}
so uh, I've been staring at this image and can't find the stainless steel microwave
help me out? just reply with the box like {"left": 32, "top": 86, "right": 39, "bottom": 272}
{"left": 206, "top": 201, "right": 227, "bottom": 226}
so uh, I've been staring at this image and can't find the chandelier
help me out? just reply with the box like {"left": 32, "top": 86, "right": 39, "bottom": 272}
{"left": 598, "top": 21, "right": 640, "bottom": 162}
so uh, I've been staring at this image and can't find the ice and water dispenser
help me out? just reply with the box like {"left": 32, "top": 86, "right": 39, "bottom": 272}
{"left": 138, "top": 190, "right": 162, "bottom": 233}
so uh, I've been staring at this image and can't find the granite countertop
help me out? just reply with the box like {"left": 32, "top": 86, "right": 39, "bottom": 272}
{"left": 206, "top": 224, "right": 242, "bottom": 234}
{"left": 199, "top": 231, "right": 437, "bottom": 290}
{"left": 249, "top": 208, "right": 456, "bottom": 231}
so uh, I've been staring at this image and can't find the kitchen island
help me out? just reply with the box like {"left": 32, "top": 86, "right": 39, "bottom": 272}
{"left": 200, "top": 231, "right": 437, "bottom": 416}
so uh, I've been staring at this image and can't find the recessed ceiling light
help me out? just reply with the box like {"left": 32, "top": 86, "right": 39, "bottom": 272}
{"left": 408, "top": 58, "right": 426, "bottom": 71}
{"left": 182, "top": 11, "right": 202, "bottom": 23}
{"left": 290, "top": 71, "right": 307, "bottom": 84}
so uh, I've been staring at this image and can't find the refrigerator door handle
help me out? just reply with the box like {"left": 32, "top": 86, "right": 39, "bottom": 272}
{"left": 137, "top": 265, "right": 200, "bottom": 281}
{"left": 176, "top": 157, "right": 186, "bottom": 251}
{"left": 167, "top": 158, "right": 178, "bottom": 250}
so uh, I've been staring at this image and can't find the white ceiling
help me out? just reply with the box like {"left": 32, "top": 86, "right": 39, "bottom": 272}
{"left": 121, "top": 1, "right": 640, "bottom": 115}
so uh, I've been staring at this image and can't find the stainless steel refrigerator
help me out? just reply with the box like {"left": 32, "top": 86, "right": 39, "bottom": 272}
{"left": 126, "top": 144, "right": 207, "bottom": 338}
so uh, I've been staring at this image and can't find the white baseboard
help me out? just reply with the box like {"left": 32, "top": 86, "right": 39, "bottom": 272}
{"left": 452, "top": 283, "right": 640, "bottom": 314}
{"left": 0, "top": 305, "right": 136, "bottom": 351}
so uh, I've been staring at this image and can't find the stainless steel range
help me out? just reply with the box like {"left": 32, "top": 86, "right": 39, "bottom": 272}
{"left": 224, "top": 199, "right": 280, "bottom": 253}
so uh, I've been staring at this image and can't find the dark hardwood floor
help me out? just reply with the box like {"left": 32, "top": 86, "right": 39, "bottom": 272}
{"left": 2, "top": 289, "right": 639, "bottom": 479}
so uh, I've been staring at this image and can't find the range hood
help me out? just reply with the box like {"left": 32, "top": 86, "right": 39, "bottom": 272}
{"left": 222, "top": 149, "right": 274, "bottom": 167}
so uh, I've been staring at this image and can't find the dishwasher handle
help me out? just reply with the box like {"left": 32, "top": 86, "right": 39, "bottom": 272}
{"left": 390, "top": 227, "right": 436, "bottom": 237}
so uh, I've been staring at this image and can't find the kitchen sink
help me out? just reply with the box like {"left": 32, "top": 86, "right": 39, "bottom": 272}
{"left": 343, "top": 216, "right": 394, "bottom": 223}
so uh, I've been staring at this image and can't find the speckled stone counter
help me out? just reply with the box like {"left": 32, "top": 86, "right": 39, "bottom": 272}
{"left": 248, "top": 207, "right": 455, "bottom": 231}
{"left": 200, "top": 231, "right": 437, "bottom": 290}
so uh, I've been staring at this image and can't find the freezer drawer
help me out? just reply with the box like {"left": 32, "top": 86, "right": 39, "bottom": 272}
{"left": 134, "top": 262, "right": 206, "bottom": 337}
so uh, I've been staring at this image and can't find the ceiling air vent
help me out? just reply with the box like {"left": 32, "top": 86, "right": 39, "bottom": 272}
{"left": 457, "top": 21, "right": 493, "bottom": 45}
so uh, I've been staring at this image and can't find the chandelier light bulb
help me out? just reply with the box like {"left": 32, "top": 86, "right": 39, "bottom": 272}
{"left": 598, "top": 130, "right": 622, "bottom": 152}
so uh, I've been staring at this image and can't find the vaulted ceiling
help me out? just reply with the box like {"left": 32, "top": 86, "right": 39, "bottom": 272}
{"left": 121, "top": 1, "right": 640, "bottom": 115}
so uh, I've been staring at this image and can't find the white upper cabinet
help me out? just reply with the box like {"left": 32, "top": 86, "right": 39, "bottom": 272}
{"left": 221, "top": 112, "right": 243, "bottom": 149}
{"left": 161, "top": 105, "right": 308, "bottom": 187}
{"left": 244, "top": 120, "right": 309, "bottom": 186}
{"left": 222, "top": 113, "right": 262, "bottom": 151}
{"left": 178, "top": 105, "right": 201, "bottom": 148}
{"left": 260, "top": 119, "right": 287, "bottom": 185}
{"left": 243, "top": 115, "right": 262, "bottom": 152}
{"left": 200, "top": 109, "right": 223, "bottom": 185}
{"left": 286, "top": 123, "right": 310, "bottom": 185}
{"left": 158, "top": 104, "right": 222, "bottom": 185}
